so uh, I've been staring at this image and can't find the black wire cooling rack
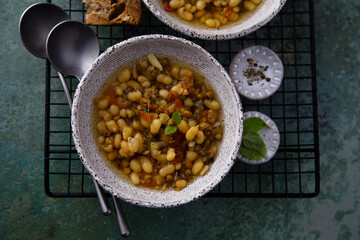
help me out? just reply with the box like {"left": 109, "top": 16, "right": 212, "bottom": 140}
{"left": 44, "top": 0, "right": 319, "bottom": 198}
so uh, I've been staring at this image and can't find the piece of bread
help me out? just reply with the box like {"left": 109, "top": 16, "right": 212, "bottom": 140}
{"left": 83, "top": 0, "right": 142, "bottom": 25}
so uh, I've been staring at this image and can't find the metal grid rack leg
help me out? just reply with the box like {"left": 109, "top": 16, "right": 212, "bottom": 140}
{"left": 44, "top": 0, "right": 319, "bottom": 198}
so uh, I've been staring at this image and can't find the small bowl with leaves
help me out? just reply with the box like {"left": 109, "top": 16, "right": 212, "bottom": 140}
{"left": 237, "top": 111, "right": 280, "bottom": 164}
{"left": 71, "top": 35, "right": 243, "bottom": 207}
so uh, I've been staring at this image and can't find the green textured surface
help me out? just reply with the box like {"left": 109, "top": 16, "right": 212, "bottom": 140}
{"left": 1, "top": 0, "right": 359, "bottom": 239}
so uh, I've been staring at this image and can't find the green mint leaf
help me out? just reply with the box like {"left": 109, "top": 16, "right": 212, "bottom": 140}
{"left": 172, "top": 112, "right": 182, "bottom": 125}
{"left": 240, "top": 131, "right": 267, "bottom": 160}
{"left": 243, "top": 117, "right": 269, "bottom": 134}
{"left": 165, "top": 125, "right": 177, "bottom": 135}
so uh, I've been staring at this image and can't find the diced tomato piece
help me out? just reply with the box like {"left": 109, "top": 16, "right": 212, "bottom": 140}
{"left": 201, "top": 110, "right": 209, "bottom": 117}
{"left": 103, "top": 86, "right": 114, "bottom": 96}
{"left": 159, "top": 105, "right": 166, "bottom": 113}
{"left": 140, "top": 111, "right": 153, "bottom": 121}
{"left": 175, "top": 98, "right": 183, "bottom": 108}
{"left": 225, "top": 10, "right": 232, "bottom": 18}
{"left": 166, "top": 70, "right": 172, "bottom": 76}
{"left": 140, "top": 111, "right": 147, "bottom": 120}
{"left": 167, "top": 91, "right": 178, "bottom": 101}
{"left": 109, "top": 95, "right": 118, "bottom": 105}
{"left": 173, "top": 147, "right": 185, "bottom": 164}
{"left": 143, "top": 182, "right": 154, "bottom": 188}
{"left": 173, "top": 132, "right": 184, "bottom": 146}
{"left": 188, "top": 87, "right": 197, "bottom": 95}
{"left": 164, "top": 1, "right": 173, "bottom": 12}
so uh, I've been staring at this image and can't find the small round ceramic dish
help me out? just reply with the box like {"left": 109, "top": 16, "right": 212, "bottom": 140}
{"left": 142, "top": 0, "right": 287, "bottom": 40}
{"left": 238, "top": 111, "right": 280, "bottom": 165}
{"left": 71, "top": 34, "right": 243, "bottom": 208}
{"left": 229, "top": 45, "right": 284, "bottom": 100}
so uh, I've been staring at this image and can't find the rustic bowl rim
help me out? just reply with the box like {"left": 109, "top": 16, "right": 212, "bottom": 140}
{"left": 141, "top": 0, "right": 287, "bottom": 40}
{"left": 71, "top": 34, "right": 243, "bottom": 207}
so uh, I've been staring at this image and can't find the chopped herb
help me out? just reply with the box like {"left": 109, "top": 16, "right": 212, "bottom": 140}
{"left": 172, "top": 111, "right": 182, "bottom": 125}
{"left": 165, "top": 112, "right": 182, "bottom": 135}
{"left": 144, "top": 138, "right": 152, "bottom": 150}
{"left": 160, "top": 115, "right": 168, "bottom": 124}
{"left": 165, "top": 125, "right": 177, "bottom": 135}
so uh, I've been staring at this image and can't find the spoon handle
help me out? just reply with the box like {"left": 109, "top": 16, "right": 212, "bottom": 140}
{"left": 93, "top": 179, "right": 112, "bottom": 216}
{"left": 57, "top": 71, "right": 112, "bottom": 216}
{"left": 112, "top": 195, "right": 130, "bottom": 237}
{"left": 57, "top": 72, "right": 72, "bottom": 109}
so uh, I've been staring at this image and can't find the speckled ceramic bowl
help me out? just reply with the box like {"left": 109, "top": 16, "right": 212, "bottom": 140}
{"left": 142, "top": 0, "right": 287, "bottom": 40}
{"left": 71, "top": 35, "right": 243, "bottom": 207}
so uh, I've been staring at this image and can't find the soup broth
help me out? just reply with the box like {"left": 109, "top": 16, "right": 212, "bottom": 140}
{"left": 93, "top": 54, "right": 223, "bottom": 191}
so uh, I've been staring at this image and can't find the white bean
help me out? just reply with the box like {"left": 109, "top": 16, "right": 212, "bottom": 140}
{"left": 186, "top": 126, "right": 199, "bottom": 141}
{"left": 192, "top": 160, "right": 204, "bottom": 175}
{"left": 204, "top": 99, "right": 220, "bottom": 110}
{"left": 128, "top": 137, "right": 139, "bottom": 153}
{"left": 184, "top": 98, "right": 193, "bottom": 107}
{"left": 166, "top": 148, "right": 176, "bottom": 161}
{"left": 159, "top": 164, "right": 175, "bottom": 177}
{"left": 97, "top": 120, "right": 106, "bottom": 133}
{"left": 150, "top": 119, "right": 162, "bottom": 134}
{"left": 103, "top": 112, "right": 112, "bottom": 121}
{"left": 97, "top": 98, "right": 109, "bottom": 110}
{"left": 122, "top": 126, "right": 134, "bottom": 140}
{"left": 195, "top": 131, "right": 205, "bottom": 144}
{"left": 195, "top": 0, "right": 206, "bottom": 10}
{"left": 118, "top": 68, "right": 131, "bottom": 82}
{"left": 199, "top": 165, "right": 210, "bottom": 176}
{"left": 156, "top": 74, "right": 173, "bottom": 85}
{"left": 229, "top": 0, "right": 241, "bottom": 7}
{"left": 177, "top": 7, "right": 193, "bottom": 21}
{"left": 175, "top": 179, "right": 187, "bottom": 189}
{"left": 127, "top": 80, "right": 143, "bottom": 91}
{"left": 186, "top": 151, "right": 198, "bottom": 161}
{"left": 251, "top": 0, "right": 262, "bottom": 5}
{"left": 114, "top": 133, "right": 122, "bottom": 149}
{"left": 139, "top": 157, "right": 153, "bottom": 173}
{"left": 127, "top": 90, "right": 142, "bottom": 102}
{"left": 98, "top": 135, "right": 105, "bottom": 144}
{"left": 159, "top": 89, "right": 170, "bottom": 99}
{"left": 244, "top": 1, "right": 257, "bottom": 11}
{"left": 130, "top": 159, "right": 142, "bottom": 173}
{"left": 129, "top": 172, "right": 140, "bottom": 185}
{"left": 117, "top": 119, "right": 126, "bottom": 131}
{"left": 188, "top": 119, "right": 197, "bottom": 127}
{"left": 169, "top": 0, "right": 185, "bottom": 9}
{"left": 109, "top": 105, "right": 120, "bottom": 115}
{"left": 177, "top": 120, "right": 189, "bottom": 134}
{"left": 107, "top": 150, "right": 118, "bottom": 161}
{"left": 106, "top": 120, "right": 118, "bottom": 133}
{"left": 119, "top": 109, "right": 127, "bottom": 118}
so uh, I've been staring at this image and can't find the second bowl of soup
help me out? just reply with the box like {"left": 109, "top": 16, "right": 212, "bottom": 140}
{"left": 142, "top": 0, "right": 287, "bottom": 40}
